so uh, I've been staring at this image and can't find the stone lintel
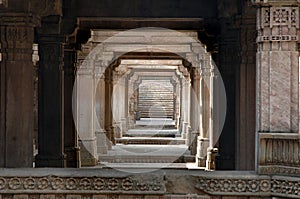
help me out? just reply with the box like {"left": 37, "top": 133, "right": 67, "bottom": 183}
{"left": 121, "top": 59, "right": 182, "bottom": 66}
{"left": 79, "top": 18, "right": 203, "bottom": 30}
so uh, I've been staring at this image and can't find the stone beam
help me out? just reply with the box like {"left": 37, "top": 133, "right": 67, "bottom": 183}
{"left": 79, "top": 18, "right": 204, "bottom": 30}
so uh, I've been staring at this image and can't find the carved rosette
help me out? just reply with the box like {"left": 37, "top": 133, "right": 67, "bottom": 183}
{"left": 0, "top": 176, "right": 164, "bottom": 194}
{"left": 197, "top": 175, "right": 300, "bottom": 198}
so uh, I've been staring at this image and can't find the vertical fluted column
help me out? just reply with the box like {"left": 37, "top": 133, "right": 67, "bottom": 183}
{"left": 0, "top": 15, "right": 38, "bottom": 167}
{"left": 253, "top": 1, "right": 300, "bottom": 174}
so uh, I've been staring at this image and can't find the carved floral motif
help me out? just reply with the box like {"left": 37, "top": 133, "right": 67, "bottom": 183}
{"left": 0, "top": 176, "right": 164, "bottom": 193}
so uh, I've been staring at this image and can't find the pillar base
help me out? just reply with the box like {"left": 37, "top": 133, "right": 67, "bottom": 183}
{"left": 205, "top": 147, "right": 218, "bottom": 171}
{"left": 96, "top": 130, "right": 108, "bottom": 154}
{"left": 182, "top": 122, "right": 189, "bottom": 139}
{"left": 105, "top": 129, "right": 113, "bottom": 150}
{"left": 79, "top": 139, "right": 97, "bottom": 166}
{"left": 35, "top": 154, "right": 67, "bottom": 168}
{"left": 65, "top": 147, "right": 81, "bottom": 168}
{"left": 114, "top": 122, "right": 122, "bottom": 138}
{"left": 196, "top": 137, "right": 209, "bottom": 167}
{"left": 189, "top": 130, "right": 200, "bottom": 155}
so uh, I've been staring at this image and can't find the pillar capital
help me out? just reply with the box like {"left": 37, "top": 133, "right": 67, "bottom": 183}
{"left": 0, "top": 13, "right": 40, "bottom": 26}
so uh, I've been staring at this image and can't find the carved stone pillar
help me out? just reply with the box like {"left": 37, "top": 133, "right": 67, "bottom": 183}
{"left": 105, "top": 67, "right": 115, "bottom": 148}
{"left": 112, "top": 68, "right": 121, "bottom": 138}
{"left": 128, "top": 72, "right": 138, "bottom": 128}
{"left": 196, "top": 57, "right": 211, "bottom": 167}
{"left": 254, "top": 1, "right": 300, "bottom": 175}
{"left": 0, "top": 15, "right": 38, "bottom": 167}
{"left": 35, "top": 18, "right": 66, "bottom": 167}
{"left": 189, "top": 67, "right": 201, "bottom": 155}
{"left": 76, "top": 57, "right": 97, "bottom": 166}
{"left": 63, "top": 44, "right": 80, "bottom": 167}
{"left": 117, "top": 66, "right": 128, "bottom": 135}
{"left": 94, "top": 64, "right": 108, "bottom": 155}
{"left": 182, "top": 70, "right": 191, "bottom": 142}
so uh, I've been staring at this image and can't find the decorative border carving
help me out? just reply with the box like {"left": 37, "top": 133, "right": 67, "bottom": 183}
{"left": 0, "top": 176, "right": 164, "bottom": 194}
{"left": 197, "top": 176, "right": 271, "bottom": 196}
{"left": 257, "top": 34, "right": 298, "bottom": 42}
{"left": 259, "top": 165, "right": 300, "bottom": 176}
{"left": 197, "top": 175, "right": 300, "bottom": 198}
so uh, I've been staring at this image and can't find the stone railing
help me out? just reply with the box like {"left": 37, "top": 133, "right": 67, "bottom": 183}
{"left": 259, "top": 133, "right": 300, "bottom": 176}
{"left": 0, "top": 169, "right": 300, "bottom": 198}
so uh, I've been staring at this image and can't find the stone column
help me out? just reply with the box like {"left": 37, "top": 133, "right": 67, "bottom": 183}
{"left": 75, "top": 57, "right": 97, "bottom": 166}
{"left": 63, "top": 44, "right": 80, "bottom": 168}
{"left": 105, "top": 67, "right": 115, "bottom": 148}
{"left": 35, "top": 18, "right": 66, "bottom": 167}
{"left": 94, "top": 63, "right": 108, "bottom": 155}
{"left": 128, "top": 72, "right": 138, "bottom": 128}
{"left": 180, "top": 68, "right": 191, "bottom": 142}
{"left": 189, "top": 67, "right": 201, "bottom": 155}
{"left": 196, "top": 56, "right": 211, "bottom": 167}
{"left": 0, "top": 15, "right": 38, "bottom": 167}
{"left": 254, "top": 1, "right": 300, "bottom": 174}
{"left": 118, "top": 66, "right": 128, "bottom": 135}
{"left": 112, "top": 68, "right": 122, "bottom": 138}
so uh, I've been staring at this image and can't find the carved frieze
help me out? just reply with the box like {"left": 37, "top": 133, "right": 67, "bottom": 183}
{"left": 197, "top": 175, "right": 300, "bottom": 198}
{"left": 0, "top": 176, "right": 164, "bottom": 194}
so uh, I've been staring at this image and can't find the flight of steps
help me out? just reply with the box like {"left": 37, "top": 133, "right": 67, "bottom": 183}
{"left": 138, "top": 80, "right": 174, "bottom": 118}
{"left": 98, "top": 118, "right": 193, "bottom": 164}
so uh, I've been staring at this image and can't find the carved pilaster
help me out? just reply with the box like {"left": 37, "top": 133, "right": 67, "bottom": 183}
{"left": 0, "top": 15, "right": 38, "bottom": 167}
{"left": 255, "top": 1, "right": 300, "bottom": 175}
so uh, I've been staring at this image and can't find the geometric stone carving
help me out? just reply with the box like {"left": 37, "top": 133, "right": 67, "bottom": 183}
{"left": 0, "top": 176, "right": 164, "bottom": 194}
{"left": 0, "top": 171, "right": 300, "bottom": 198}
{"left": 261, "top": 7, "right": 299, "bottom": 28}
{"left": 259, "top": 133, "right": 300, "bottom": 176}
{"left": 258, "top": 7, "right": 299, "bottom": 43}
{"left": 197, "top": 175, "right": 300, "bottom": 198}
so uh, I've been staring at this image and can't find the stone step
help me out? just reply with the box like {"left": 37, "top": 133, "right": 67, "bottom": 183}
{"left": 98, "top": 144, "right": 191, "bottom": 163}
{"left": 116, "top": 137, "right": 185, "bottom": 145}
{"left": 99, "top": 155, "right": 185, "bottom": 163}
{"left": 124, "top": 129, "right": 179, "bottom": 137}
